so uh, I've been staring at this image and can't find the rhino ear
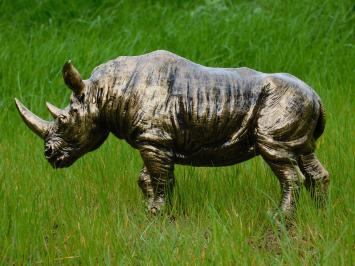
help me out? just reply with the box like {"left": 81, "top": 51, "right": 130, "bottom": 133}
{"left": 62, "top": 61, "right": 85, "bottom": 96}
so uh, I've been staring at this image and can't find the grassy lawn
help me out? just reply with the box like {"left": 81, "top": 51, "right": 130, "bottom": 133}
{"left": 0, "top": 0, "right": 354, "bottom": 264}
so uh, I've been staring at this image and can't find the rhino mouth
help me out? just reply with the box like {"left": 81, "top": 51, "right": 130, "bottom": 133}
{"left": 52, "top": 156, "right": 75, "bottom": 168}
{"left": 47, "top": 154, "right": 73, "bottom": 168}
{"left": 46, "top": 149, "right": 78, "bottom": 168}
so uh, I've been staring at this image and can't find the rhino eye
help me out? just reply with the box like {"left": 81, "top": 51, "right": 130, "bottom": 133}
{"left": 77, "top": 94, "right": 85, "bottom": 102}
{"left": 69, "top": 108, "right": 78, "bottom": 114}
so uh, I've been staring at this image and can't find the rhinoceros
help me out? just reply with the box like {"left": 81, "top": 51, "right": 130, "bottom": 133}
{"left": 15, "top": 50, "right": 329, "bottom": 221}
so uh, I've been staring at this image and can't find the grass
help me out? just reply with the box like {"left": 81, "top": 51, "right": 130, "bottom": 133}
{"left": 0, "top": 0, "right": 354, "bottom": 264}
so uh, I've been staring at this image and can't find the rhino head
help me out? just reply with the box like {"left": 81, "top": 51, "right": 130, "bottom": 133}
{"left": 15, "top": 62, "right": 109, "bottom": 168}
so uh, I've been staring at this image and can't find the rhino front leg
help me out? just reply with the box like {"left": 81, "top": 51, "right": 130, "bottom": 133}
{"left": 138, "top": 166, "right": 155, "bottom": 209}
{"left": 139, "top": 144, "right": 175, "bottom": 215}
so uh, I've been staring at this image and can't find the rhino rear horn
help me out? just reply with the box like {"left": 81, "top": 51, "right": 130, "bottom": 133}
{"left": 14, "top": 98, "right": 52, "bottom": 139}
{"left": 46, "top": 102, "right": 63, "bottom": 119}
{"left": 62, "top": 61, "right": 85, "bottom": 96}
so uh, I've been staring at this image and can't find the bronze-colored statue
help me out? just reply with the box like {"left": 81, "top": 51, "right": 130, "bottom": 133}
{"left": 15, "top": 50, "right": 329, "bottom": 222}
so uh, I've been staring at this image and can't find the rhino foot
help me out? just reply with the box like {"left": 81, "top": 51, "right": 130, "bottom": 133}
{"left": 147, "top": 196, "right": 165, "bottom": 215}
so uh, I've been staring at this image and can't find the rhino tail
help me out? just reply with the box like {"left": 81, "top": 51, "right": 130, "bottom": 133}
{"left": 314, "top": 101, "right": 326, "bottom": 140}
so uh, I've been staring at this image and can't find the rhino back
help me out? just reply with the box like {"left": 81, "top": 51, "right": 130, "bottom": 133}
{"left": 144, "top": 52, "right": 265, "bottom": 155}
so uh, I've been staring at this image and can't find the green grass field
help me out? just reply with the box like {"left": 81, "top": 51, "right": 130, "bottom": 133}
{"left": 1, "top": 0, "right": 354, "bottom": 264}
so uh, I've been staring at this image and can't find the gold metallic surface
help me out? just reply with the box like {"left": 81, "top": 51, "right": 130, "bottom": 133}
{"left": 15, "top": 50, "right": 329, "bottom": 221}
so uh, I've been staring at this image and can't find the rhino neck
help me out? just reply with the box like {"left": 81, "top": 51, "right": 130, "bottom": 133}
{"left": 92, "top": 76, "right": 139, "bottom": 143}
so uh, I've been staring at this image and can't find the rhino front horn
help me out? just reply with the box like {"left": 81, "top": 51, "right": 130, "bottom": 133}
{"left": 14, "top": 98, "right": 52, "bottom": 139}
{"left": 46, "top": 102, "right": 63, "bottom": 119}
{"left": 62, "top": 61, "right": 85, "bottom": 96}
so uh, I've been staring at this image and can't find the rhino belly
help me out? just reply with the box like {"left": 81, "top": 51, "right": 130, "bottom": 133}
{"left": 174, "top": 137, "right": 258, "bottom": 167}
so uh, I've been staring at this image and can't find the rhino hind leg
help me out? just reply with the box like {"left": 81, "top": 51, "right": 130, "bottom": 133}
{"left": 263, "top": 157, "right": 305, "bottom": 227}
{"left": 299, "top": 153, "right": 329, "bottom": 208}
{"left": 255, "top": 79, "right": 326, "bottom": 224}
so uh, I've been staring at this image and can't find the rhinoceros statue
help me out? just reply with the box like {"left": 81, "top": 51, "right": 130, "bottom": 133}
{"left": 15, "top": 50, "right": 329, "bottom": 221}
